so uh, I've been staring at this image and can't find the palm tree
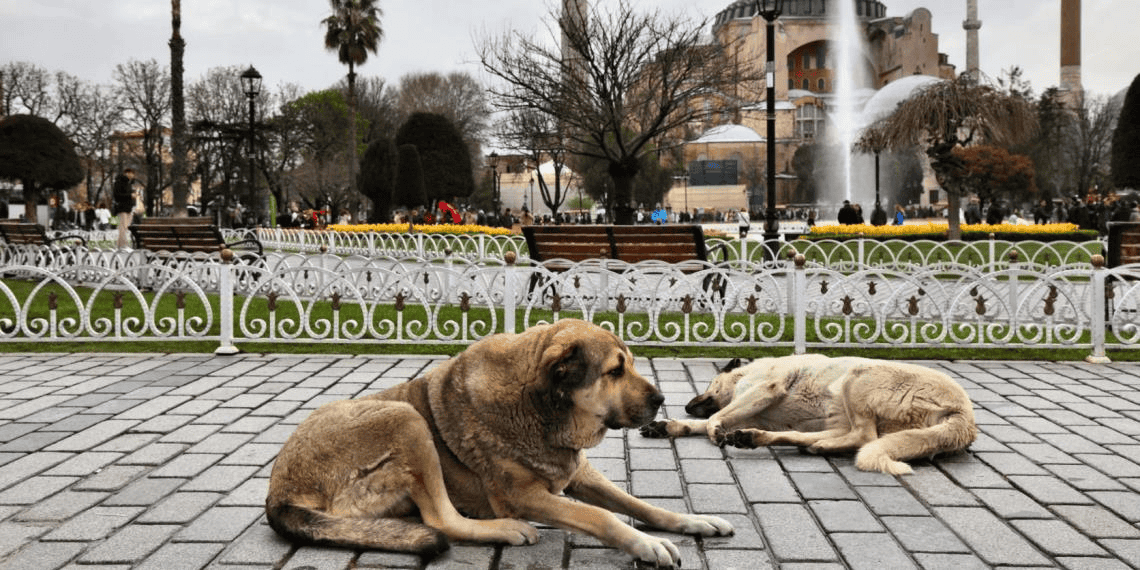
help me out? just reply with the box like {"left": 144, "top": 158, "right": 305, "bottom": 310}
{"left": 858, "top": 76, "right": 1036, "bottom": 240}
{"left": 322, "top": 0, "right": 383, "bottom": 194}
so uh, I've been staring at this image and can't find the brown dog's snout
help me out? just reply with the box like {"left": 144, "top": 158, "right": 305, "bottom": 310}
{"left": 648, "top": 391, "right": 665, "bottom": 408}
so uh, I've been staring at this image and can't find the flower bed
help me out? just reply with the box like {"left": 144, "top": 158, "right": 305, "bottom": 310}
{"left": 804, "top": 222, "right": 1097, "bottom": 242}
{"left": 328, "top": 223, "right": 513, "bottom": 236}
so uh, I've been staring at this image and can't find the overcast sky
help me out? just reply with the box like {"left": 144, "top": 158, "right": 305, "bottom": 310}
{"left": 2, "top": 0, "right": 1136, "bottom": 101}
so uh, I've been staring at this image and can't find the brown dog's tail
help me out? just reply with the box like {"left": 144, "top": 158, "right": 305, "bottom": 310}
{"left": 267, "top": 502, "right": 449, "bottom": 557}
{"left": 854, "top": 411, "right": 978, "bottom": 475}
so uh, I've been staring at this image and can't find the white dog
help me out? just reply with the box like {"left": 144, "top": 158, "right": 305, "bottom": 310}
{"left": 641, "top": 355, "right": 977, "bottom": 475}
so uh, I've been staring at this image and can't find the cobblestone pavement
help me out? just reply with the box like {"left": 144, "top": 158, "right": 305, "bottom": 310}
{"left": 0, "top": 353, "right": 1139, "bottom": 569}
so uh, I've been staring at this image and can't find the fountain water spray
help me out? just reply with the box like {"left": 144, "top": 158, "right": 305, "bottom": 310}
{"left": 831, "top": 0, "right": 871, "bottom": 205}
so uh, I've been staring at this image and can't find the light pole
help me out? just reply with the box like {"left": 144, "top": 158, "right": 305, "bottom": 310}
{"left": 240, "top": 65, "right": 262, "bottom": 227}
{"left": 756, "top": 0, "right": 783, "bottom": 254}
{"left": 529, "top": 174, "right": 535, "bottom": 216}
{"left": 488, "top": 152, "right": 501, "bottom": 219}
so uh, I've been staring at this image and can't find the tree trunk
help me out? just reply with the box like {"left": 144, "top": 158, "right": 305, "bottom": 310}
{"left": 21, "top": 181, "right": 39, "bottom": 224}
{"left": 169, "top": 0, "right": 189, "bottom": 217}
{"left": 947, "top": 187, "right": 962, "bottom": 241}
{"left": 609, "top": 156, "right": 640, "bottom": 225}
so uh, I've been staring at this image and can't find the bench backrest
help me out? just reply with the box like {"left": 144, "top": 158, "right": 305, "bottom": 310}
{"left": 0, "top": 221, "right": 51, "bottom": 246}
{"left": 523, "top": 225, "right": 710, "bottom": 264}
{"left": 131, "top": 218, "right": 226, "bottom": 253}
{"left": 1108, "top": 222, "right": 1140, "bottom": 267}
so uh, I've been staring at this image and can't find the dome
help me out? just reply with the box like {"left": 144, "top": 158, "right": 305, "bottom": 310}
{"left": 859, "top": 74, "right": 944, "bottom": 126}
{"left": 693, "top": 124, "right": 765, "bottom": 143}
{"left": 714, "top": 0, "right": 888, "bottom": 30}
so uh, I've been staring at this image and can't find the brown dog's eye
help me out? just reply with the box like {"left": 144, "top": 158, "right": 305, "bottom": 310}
{"left": 608, "top": 366, "right": 623, "bottom": 378}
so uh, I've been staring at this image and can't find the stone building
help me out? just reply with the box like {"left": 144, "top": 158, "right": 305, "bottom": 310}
{"left": 668, "top": 0, "right": 957, "bottom": 217}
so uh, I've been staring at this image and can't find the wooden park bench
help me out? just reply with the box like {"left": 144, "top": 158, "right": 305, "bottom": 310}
{"left": 130, "top": 217, "right": 262, "bottom": 263}
{"left": 522, "top": 224, "right": 726, "bottom": 269}
{"left": 1107, "top": 221, "right": 1140, "bottom": 268}
{"left": 0, "top": 220, "right": 87, "bottom": 247}
{"left": 521, "top": 224, "right": 728, "bottom": 300}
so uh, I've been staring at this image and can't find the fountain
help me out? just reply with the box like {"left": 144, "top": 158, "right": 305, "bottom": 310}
{"left": 824, "top": 0, "right": 875, "bottom": 215}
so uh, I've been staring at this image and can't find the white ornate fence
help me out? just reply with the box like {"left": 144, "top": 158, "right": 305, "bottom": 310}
{"left": 0, "top": 238, "right": 1135, "bottom": 361}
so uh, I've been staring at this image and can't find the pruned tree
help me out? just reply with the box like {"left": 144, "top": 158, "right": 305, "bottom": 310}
{"left": 395, "top": 112, "right": 473, "bottom": 204}
{"left": 358, "top": 136, "right": 398, "bottom": 222}
{"left": 1112, "top": 73, "right": 1140, "bottom": 191}
{"left": 0, "top": 115, "right": 84, "bottom": 224}
{"left": 478, "top": 0, "right": 755, "bottom": 224}
{"left": 858, "top": 76, "right": 1037, "bottom": 239}
{"left": 394, "top": 143, "right": 427, "bottom": 210}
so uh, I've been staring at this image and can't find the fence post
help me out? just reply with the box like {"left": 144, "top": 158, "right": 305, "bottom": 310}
{"left": 794, "top": 253, "right": 806, "bottom": 355}
{"left": 503, "top": 251, "right": 518, "bottom": 335}
{"left": 215, "top": 249, "right": 240, "bottom": 355}
{"left": 1087, "top": 255, "right": 1110, "bottom": 363}
{"left": 1008, "top": 250, "right": 1019, "bottom": 328}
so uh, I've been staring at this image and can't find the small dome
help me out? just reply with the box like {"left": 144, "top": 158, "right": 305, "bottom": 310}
{"left": 860, "top": 75, "right": 944, "bottom": 125}
{"left": 693, "top": 124, "right": 764, "bottom": 143}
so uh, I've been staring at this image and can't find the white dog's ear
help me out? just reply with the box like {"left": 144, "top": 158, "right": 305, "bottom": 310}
{"left": 720, "top": 358, "right": 745, "bottom": 373}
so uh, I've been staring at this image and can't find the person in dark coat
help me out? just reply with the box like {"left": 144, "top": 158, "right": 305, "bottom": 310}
{"left": 112, "top": 168, "right": 137, "bottom": 248}
{"left": 837, "top": 200, "right": 857, "bottom": 225}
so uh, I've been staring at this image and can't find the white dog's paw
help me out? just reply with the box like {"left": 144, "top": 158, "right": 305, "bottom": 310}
{"left": 674, "top": 514, "right": 734, "bottom": 537}
{"left": 626, "top": 532, "right": 682, "bottom": 568}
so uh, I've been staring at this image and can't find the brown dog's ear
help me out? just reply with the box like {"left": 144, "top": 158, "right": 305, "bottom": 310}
{"left": 719, "top": 358, "right": 745, "bottom": 373}
{"left": 542, "top": 343, "right": 588, "bottom": 389}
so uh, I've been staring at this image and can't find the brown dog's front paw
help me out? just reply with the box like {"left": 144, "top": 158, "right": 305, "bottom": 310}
{"left": 719, "top": 429, "right": 760, "bottom": 449}
{"left": 639, "top": 420, "right": 669, "bottom": 438}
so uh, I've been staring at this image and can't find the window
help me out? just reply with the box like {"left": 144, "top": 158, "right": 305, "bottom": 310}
{"left": 818, "top": 78, "right": 826, "bottom": 91}
{"left": 796, "top": 103, "right": 826, "bottom": 139}
{"left": 803, "top": 79, "right": 810, "bottom": 90}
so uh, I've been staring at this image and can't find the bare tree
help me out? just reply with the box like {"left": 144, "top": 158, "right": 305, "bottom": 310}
{"left": 114, "top": 59, "right": 172, "bottom": 217}
{"left": 393, "top": 71, "right": 491, "bottom": 162}
{"left": 859, "top": 76, "right": 1036, "bottom": 239}
{"left": 495, "top": 109, "right": 573, "bottom": 218}
{"left": 478, "top": 0, "right": 753, "bottom": 224}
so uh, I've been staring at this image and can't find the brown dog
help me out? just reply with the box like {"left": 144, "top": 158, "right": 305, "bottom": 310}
{"left": 266, "top": 319, "right": 732, "bottom": 566}
{"left": 640, "top": 355, "right": 977, "bottom": 475}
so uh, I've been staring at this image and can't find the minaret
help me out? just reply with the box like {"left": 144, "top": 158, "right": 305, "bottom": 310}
{"left": 1060, "top": 0, "right": 1083, "bottom": 106}
{"left": 963, "top": 0, "right": 982, "bottom": 83}
{"left": 561, "top": 0, "right": 587, "bottom": 73}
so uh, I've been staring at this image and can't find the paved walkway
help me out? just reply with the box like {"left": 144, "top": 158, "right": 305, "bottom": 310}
{"left": 0, "top": 353, "right": 1138, "bottom": 569}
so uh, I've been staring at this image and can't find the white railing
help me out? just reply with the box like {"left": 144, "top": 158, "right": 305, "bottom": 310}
{"left": 0, "top": 244, "right": 1135, "bottom": 362}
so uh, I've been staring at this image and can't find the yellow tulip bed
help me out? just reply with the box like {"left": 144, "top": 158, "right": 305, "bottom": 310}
{"left": 806, "top": 222, "right": 1096, "bottom": 241}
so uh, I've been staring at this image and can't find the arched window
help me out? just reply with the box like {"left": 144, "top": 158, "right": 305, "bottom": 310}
{"left": 802, "top": 79, "right": 810, "bottom": 90}
{"left": 818, "top": 78, "right": 826, "bottom": 91}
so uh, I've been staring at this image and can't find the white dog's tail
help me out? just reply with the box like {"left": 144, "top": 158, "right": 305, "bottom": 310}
{"left": 854, "top": 411, "right": 977, "bottom": 475}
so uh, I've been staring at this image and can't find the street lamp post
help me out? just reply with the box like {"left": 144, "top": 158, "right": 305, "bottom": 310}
{"left": 488, "top": 152, "right": 501, "bottom": 220}
{"left": 529, "top": 174, "right": 535, "bottom": 216}
{"left": 240, "top": 66, "right": 262, "bottom": 228}
{"left": 756, "top": 0, "right": 783, "bottom": 256}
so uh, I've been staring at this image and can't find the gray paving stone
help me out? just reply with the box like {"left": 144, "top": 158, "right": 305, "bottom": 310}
{"left": 732, "top": 458, "right": 800, "bottom": 503}
{"left": 137, "top": 492, "right": 222, "bottom": 524}
{"left": 911, "top": 553, "right": 990, "bottom": 570}
{"left": 1009, "top": 519, "right": 1109, "bottom": 557}
{"left": 830, "top": 533, "right": 915, "bottom": 570}
{"left": 0, "top": 540, "right": 85, "bottom": 570}
{"left": 103, "top": 477, "right": 185, "bottom": 506}
{"left": 497, "top": 528, "right": 568, "bottom": 570}
{"left": 688, "top": 483, "right": 748, "bottom": 514}
{"left": 934, "top": 506, "right": 1051, "bottom": 566}
{"left": 217, "top": 523, "right": 292, "bottom": 566}
{"left": 855, "top": 485, "right": 929, "bottom": 516}
{"left": 631, "top": 469, "right": 682, "bottom": 497}
{"left": 903, "top": 466, "right": 979, "bottom": 506}
{"left": 14, "top": 490, "right": 105, "bottom": 522}
{"left": 1045, "top": 463, "right": 1129, "bottom": 491}
{"left": 178, "top": 465, "right": 259, "bottom": 492}
{"left": 77, "top": 524, "right": 179, "bottom": 564}
{"left": 72, "top": 464, "right": 146, "bottom": 491}
{"left": 808, "top": 500, "right": 882, "bottom": 532}
{"left": 1089, "top": 491, "right": 1140, "bottom": 522}
{"left": 970, "top": 488, "right": 1053, "bottom": 519}
{"left": 1010, "top": 475, "right": 1096, "bottom": 505}
{"left": 0, "top": 522, "right": 48, "bottom": 558}
{"left": 1051, "top": 505, "right": 1140, "bottom": 538}
{"left": 703, "top": 548, "right": 776, "bottom": 569}
{"left": 174, "top": 506, "right": 263, "bottom": 542}
{"left": 788, "top": 471, "right": 857, "bottom": 500}
{"left": 882, "top": 516, "right": 970, "bottom": 553}
{"left": 135, "top": 542, "right": 225, "bottom": 570}
{"left": 42, "top": 506, "right": 143, "bottom": 541}
{"left": 754, "top": 503, "right": 837, "bottom": 562}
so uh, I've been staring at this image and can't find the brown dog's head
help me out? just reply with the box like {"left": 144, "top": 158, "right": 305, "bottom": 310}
{"left": 534, "top": 320, "right": 664, "bottom": 448}
{"left": 684, "top": 358, "right": 748, "bottom": 418}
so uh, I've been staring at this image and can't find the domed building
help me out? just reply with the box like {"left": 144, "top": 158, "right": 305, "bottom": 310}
{"left": 670, "top": 0, "right": 957, "bottom": 215}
